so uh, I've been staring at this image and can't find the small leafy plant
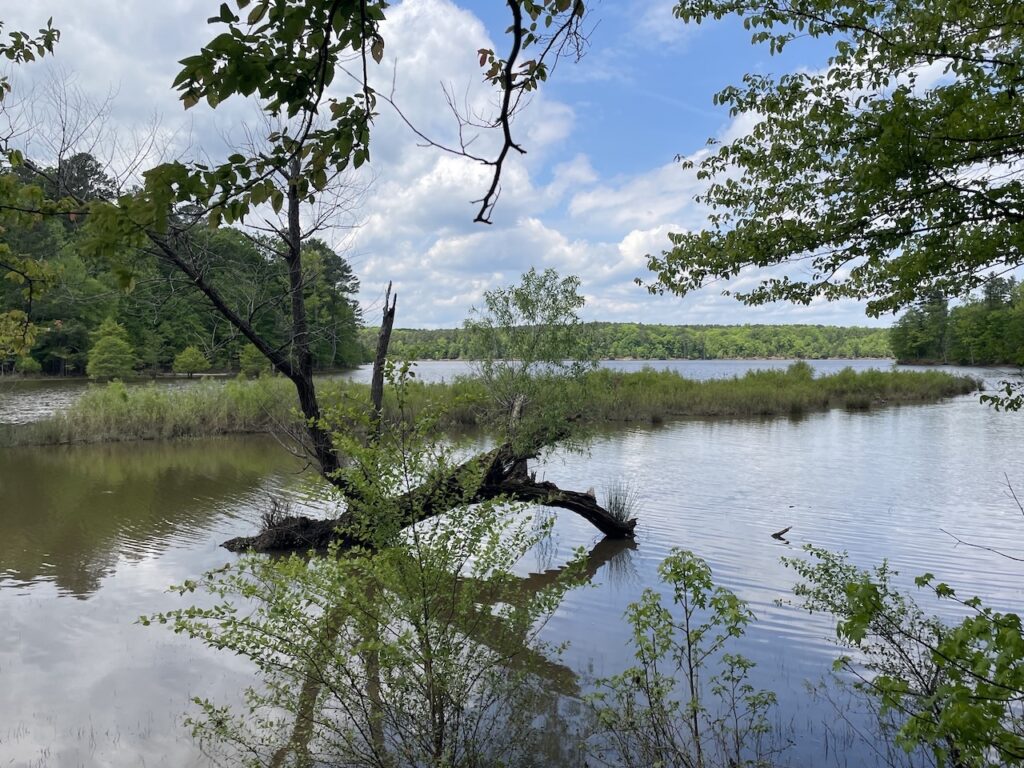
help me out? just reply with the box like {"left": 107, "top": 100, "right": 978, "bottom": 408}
{"left": 786, "top": 546, "right": 1024, "bottom": 768}
{"left": 587, "top": 549, "right": 779, "bottom": 768}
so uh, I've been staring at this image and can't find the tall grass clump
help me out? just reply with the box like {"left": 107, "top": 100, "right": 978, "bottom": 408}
{"left": 604, "top": 478, "right": 641, "bottom": 524}
{"left": 14, "top": 377, "right": 301, "bottom": 445}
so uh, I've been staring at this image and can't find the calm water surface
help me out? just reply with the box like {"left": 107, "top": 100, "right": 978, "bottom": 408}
{"left": 2, "top": 360, "right": 1023, "bottom": 766}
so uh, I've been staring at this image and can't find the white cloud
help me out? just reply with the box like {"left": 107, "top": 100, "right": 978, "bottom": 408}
{"left": 1, "top": 0, "right": 887, "bottom": 329}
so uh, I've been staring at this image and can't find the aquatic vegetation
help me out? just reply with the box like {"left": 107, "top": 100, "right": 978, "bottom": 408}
{"left": 4, "top": 364, "right": 980, "bottom": 447}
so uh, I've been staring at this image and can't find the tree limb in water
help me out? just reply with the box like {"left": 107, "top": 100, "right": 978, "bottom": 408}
{"left": 223, "top": 443, "right": 636, "bottom": 553}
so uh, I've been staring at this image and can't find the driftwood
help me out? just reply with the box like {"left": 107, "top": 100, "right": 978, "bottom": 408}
{"left": 224, "top": 442, "right": 637, "bottom": 553}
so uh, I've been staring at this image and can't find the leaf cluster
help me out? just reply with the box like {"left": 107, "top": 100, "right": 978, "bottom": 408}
{"left": 646, "top": 0, "right": 1024, "bottom": 316}
{"left": 786, "top": 545, "right": 1024, "bottom": 767}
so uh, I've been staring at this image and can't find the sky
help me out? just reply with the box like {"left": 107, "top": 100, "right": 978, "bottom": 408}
{"left": 1, "top": 0, "right": 884, "bottom": 329}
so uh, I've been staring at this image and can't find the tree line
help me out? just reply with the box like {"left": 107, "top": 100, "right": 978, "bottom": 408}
{"left": 361, "top": 322, "right": 892, "bottom": 361}
{"left": 0, "top": 154, "right": 366, "bottom": 377}
{"left": 890, "top": 277, "right": 1024, "bottom": 365}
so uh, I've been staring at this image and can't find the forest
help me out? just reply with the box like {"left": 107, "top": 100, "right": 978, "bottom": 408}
{"left": 890, "top": 277, "right": 1024, "bottom": 365}
{"left": 361, "top": 322, "right": 892, "bottom": 361}
{"left": 0, "top": 154, "right": 365, "bottom": 377}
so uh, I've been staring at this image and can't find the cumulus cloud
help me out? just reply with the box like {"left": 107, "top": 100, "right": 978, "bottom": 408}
{"left": 1, "top": 0, "right": 886, "bottom": 329}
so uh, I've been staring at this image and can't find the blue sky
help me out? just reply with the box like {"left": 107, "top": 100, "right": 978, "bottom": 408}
{"left": 3, "top": 1, "right": 884, "bottom": 328}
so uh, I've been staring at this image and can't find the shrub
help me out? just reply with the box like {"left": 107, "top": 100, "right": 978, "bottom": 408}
{"left": 786, "top": 546, "right": 1024, "bottom": 767}
{"left": 588, "top": 549, "right": 779, "bottom": 768}
{"left": 15, "top": 354, "right": 41, "bottom": 375}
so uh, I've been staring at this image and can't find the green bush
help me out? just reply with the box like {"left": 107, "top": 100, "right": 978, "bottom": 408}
{"left": 787, "top": 546, "right": 1024, "bottom": 767}
{"left": 588, "top": 549, "right": 778, "bottom": 767}
{"left": 86, "top": 337, "right": 136, "bottom": 380}
{"left": 15, "top": 355, "right": 41, "bottom": 375}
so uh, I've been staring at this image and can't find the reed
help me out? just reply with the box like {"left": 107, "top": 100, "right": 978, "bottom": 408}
{"left": 2, "top": 364, "right": 980, "bottom": 447}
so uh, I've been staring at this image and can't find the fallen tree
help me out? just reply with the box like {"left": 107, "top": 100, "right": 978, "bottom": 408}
{"left": 218, "top": 262, "right": 638, "bottom": 554}
{"left": 224, "top": 442, "right": 637, "bottom": 553}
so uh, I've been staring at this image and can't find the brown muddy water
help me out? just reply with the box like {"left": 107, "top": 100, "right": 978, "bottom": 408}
{"left": 1, "top": 360, "right": 1023, "bottom": 767}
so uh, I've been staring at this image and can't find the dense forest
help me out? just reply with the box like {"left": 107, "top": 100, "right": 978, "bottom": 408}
{"left": 361, "top": 322, "right": 893, "bottom": 361}
{"left": 0, "top": 153, "right": 366, "bottom": 377}
{"left": 890, "top": 277, "right": 1024, "bottom": 365}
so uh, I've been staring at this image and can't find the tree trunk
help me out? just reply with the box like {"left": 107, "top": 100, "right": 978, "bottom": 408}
{"left": 370, "top": 282, "right": 397, "bottom": 434}
{"left": 223, "top": 442, "right": 636, "bottom": 553}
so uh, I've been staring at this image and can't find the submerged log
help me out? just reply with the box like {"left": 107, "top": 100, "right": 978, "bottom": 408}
{"left": 223, "top": 443, "right": 637, "bottom": 553}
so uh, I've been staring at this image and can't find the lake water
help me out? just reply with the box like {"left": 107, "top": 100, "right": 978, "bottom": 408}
{"left": 1, "top": 360, "right": 1023, "bottom": 766}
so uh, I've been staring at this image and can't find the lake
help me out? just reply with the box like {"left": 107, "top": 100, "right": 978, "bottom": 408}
{"left": 2, "top": 359, "right": 1023, "bottom": 766}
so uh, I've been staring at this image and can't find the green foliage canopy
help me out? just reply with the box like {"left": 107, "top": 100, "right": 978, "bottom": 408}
{"left": 645, "top": 0, "right": 1024, "bottom": 317}
{"left": 86, "top": 318, "right": 136, "bottom": 380}
{"left": 172, "top": 345, "right": 208, "bottom": 377}
{"left": 464, "top": 267, "right": 595, "bottom": 453}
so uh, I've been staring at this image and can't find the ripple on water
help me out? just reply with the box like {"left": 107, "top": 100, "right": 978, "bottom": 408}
{"left": 2, "top": 392, "right": 1024, "bottom": 767}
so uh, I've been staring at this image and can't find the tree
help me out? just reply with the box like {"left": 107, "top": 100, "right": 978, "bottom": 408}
{"left": 147, "top": 368, "right": 589, "bottom": 767}
{"left": 644, "top": 0, "right": 1024, "bottom": 318}
{"left": 0, "top": 19, "right": 61, "bottom": 359}
{"left": 464, "top": 267, "right": 595, "bottom": 454}
{"left": 238, "top": 343, "right": 269, "bottom": 378}
{"left": 71, "top": 0, "right": 587, "bottom": 482}
{"left": 39, "top": 0, "right": 632, "bottom": 547}
{"left": 172, "top": 345, "right": 208, "bottom": 377}
{"left": 86, "top": 317, "right": 136, "bottom": 380}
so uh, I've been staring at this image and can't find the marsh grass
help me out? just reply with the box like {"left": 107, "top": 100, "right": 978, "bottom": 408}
{"left": 604, "top": 478, "right": 642, "bottom": 524}
{"left": 260, "top": 496, "right": 294, "bottom": 532}
{"left": 3, "top": 364, "right": 980, "bottom": 447}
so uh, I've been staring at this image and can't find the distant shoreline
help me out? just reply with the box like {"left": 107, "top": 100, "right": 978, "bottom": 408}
{"left": 7, "top": 357, "right": 1022, "bottom": 384}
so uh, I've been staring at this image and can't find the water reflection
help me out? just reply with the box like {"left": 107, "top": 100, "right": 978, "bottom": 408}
{"left": 0, "top": 437, "right": 317, "bottom": 597}
{"left": 1, "top": 393, "right": 1023, "bottom": 766}
{"left": 266, "top": 537, "right": 636, "bottom": 768}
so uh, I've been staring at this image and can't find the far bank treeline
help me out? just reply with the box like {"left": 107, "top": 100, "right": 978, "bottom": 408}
{"left": 0, "top": 153, "right": 365, "bottom": 376}
{"left": 891, "top": 277, "right": 1024, "bottom": 365}
{"left": 361, "top": 322, "right": 892, "bottom": 362}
